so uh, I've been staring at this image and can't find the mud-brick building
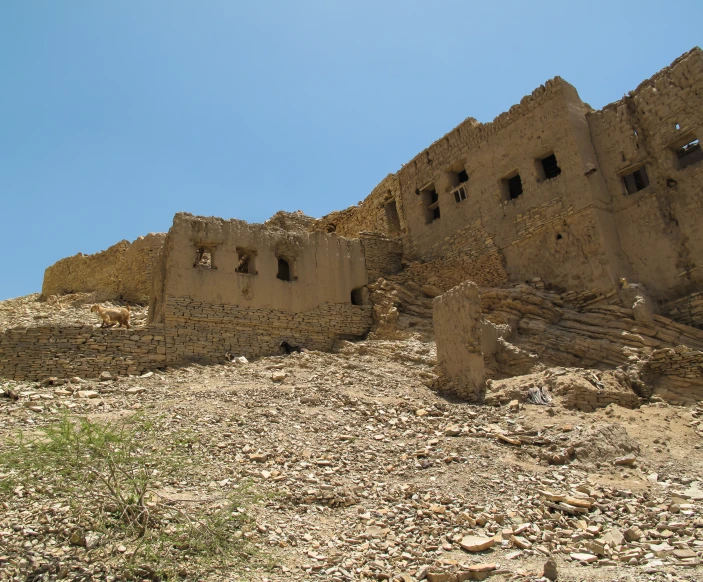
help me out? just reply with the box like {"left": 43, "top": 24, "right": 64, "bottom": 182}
{"left": 147, "top": 213, "right": 401, "bottom": 362}
{"left": 322, "top": 47, "right": 703, "bottom": 317}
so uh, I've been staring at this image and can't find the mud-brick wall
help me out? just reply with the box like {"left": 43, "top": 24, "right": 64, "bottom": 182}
{"left": 42, "top": 233, "right": 166, "bottom": 303}
{"left": 163, "top": 297, "right": 373, "bottom": 361}
{"left": 360, "top": 235, "right": 403, "bottom": 283}
{"left": 433, "top": 281, "right": 485, "bottom": 401}
{"left": 0, "top": 326, "right": 167, "bottom": 381}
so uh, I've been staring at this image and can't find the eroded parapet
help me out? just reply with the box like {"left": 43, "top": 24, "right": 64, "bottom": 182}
{"left": 433, "top": 281, "right": 485, "bottom": 401}
{"left": 42, "top": 233, "right": 166, "bottom": 304}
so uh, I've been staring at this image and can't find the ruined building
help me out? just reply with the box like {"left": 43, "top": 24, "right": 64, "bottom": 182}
{"left": 1, "top": 48, "right": 702, "bottom": 399}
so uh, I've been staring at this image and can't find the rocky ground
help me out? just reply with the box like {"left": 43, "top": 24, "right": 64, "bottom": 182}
{"left": 2, "top": 296, "right": 703, "bottom": 581}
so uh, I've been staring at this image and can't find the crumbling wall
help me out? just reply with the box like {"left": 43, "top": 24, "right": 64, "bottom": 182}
{"left": 433, "top": 281, "right": 485, "bottom": 401}
{"left": 265, "top": 210, "right": 318, "bottom": 233}
{"left": 359, "top": 234, "right": 402, "bottom": 284}
{"left": 587, "top": 47, "right": 703, "bottom": 302}
{"left": 313, "top": 174, "right": 407, "bottom": 241}
{"left": 661, "top": 291, "right": 703, "bottom": 330}
{"left": 42, "top": 233, "right": 166, "bottom": 303}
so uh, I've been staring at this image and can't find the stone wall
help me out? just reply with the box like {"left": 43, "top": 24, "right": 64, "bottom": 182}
{"left": 164, "top": 297, "right": 372, "bottom": 362}
{"left": 0, "top": 325, "right": 166, "bottom": 381}
{"left": 395, "top": 219, "right": 508, "bottom": 293}
{"left": 359, "top": 234, "right": 403, "bottom": 284}
{"left": 647, "top": 346, "right": 703, "bottom": 402}
{"left": 42, "top": 233, "right": 166, "bottom": 303}
{"left": 661, "top": 291, "right": 703, "bottom": 330}
{"left": 433, "top": 281, "right": 485, "bottom": 401}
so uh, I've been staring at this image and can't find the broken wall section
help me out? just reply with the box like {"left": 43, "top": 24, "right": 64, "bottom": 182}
{"left": 313, "top": 174, "right": 407, "bottom": 242}
{"left": 42, "top": 233, "right": 166, "bottom": 304}
{"left": 433, "top": 281, "right": 485, "bottom": 401}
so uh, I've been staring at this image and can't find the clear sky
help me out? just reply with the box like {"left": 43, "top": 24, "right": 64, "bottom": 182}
{"left": 0, "top": 1, "right": 700, "bottom": 300}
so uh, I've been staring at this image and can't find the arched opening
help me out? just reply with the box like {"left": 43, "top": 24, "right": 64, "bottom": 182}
{"left": 276, "top": 257, "right": 291, "bottom": 281}
{"left": 351, "top": 287, "right": 365, "bottom": 305}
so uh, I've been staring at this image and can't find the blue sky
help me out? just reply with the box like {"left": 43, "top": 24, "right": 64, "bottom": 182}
{"left": 1, "top": 1, "right": 701, "bottom": 300}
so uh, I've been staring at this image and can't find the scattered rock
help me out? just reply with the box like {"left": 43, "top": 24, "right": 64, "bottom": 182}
{"left": 459, "top": 535, "right": 495, "bottom": 552}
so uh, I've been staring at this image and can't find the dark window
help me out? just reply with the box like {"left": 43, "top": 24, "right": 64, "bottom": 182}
{"left": 236, "top": 248, "right": 256, "bottom": 274}
{"left": 457, "top": 169, "right": 469, "bottom": 183}
{"left": 452, "top": 186, "right": 467, "bottom": 203}
{"left": 276, "top": 257, "right": 291, "bottom": 281}
{"left": 351, "top": 287, "right": 365, "bottom": 305}
{"left": 502, "top": 173, "right": 523, "bottom": 200}
{"left": 194, "top": 247, "right": 215, "bottom": 269}
{"left": 421, "top": 186, "right": 440, "bottom": 223}
{"left": 675, "top": 138, "right": 702, "bottom": 169}
{"left": 540, "top": 154, "right": 562, "bottom": 179}
{"left": 623, "top": 166, "right": 650, "bottom": 195}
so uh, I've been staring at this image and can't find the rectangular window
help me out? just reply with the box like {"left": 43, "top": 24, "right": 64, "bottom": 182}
{"left": 452, "top": 185, "right": 467, "bottom": 203}
{"left": 235, "top": 248, "right": 257, "bottom": 274}
{"left": 622, "top": 166, "right": 649, "bottom": 195}
{"left": 501, "top": 172, "right": 523, "bottom": 200}
{"left": 194, "top": 246, "right": 215, "bottom": 269}
{"left": 540, "top": 153, "right": 562, "bottom": 180}
{"left": 675, "top": 138, "right": 702, "bottom": 169}
{"left": 420, "top": 185, "right": 440, "bottom": 223}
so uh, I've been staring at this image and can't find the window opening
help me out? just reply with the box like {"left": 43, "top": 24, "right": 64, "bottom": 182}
{"left": 675, "top": 138, "right": 702, "bottom": 169}
{"left": 502, "top": 172, "right": 523, "bottom": 200}
{"left": 420, "top": 185, "right": 440, "bottom": 223}
{"left": 675, "top": 123, "right": 681, "bottom": 130}
{"left": 540, "top": 154, "right": 562, "bottom": 180}
{"left": 622, "top": 166, "right": 650, "bottom": 195}
{"left": 447, "top": 168, "right": 469, "bottom": 188}
{"left": 556, "top": 233, "right": 563, "bottom": 240}
{"left": 452, "top": 185, "right": 467, "bottom": 203}
{"left": 384, "top": 199, "right": 401, "bottom": 237}
{"left": 276, "top": 257, "right": 291, "bottom": 281}
{"left": 236, "top": 248, "right": 256, "bottom": 274}
{"left": 351, "top": 287, "right": 365, "bottom": 306}
{"left": 194, "top": 246, "right": 214, "bottom": 269}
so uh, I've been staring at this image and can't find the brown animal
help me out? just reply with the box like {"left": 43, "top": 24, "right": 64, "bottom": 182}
{"left": 90, "top": 304, "right": 131, "bottom": 328}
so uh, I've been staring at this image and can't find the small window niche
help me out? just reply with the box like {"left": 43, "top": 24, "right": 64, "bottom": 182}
{"left": 420, "top": 184, "right": 440, "bottom": 224}
{"left": 452, "top": 185, "right": 467, "bottom": 203}
{"left": 351, "top": 286, "right": 368, "bottom": 306}
{"left": 622, "top": 166, "right": 650, "bottom": 195}
{"left": 235, "top": 248, "right": 257, "bottom": 275}
{"left": 538, "top": 153, "right": 562, "bottom": 180}
{"left": 276, "top": 256, "right": 292, "bottom": 281}
{"left": 193, "top": 246, "right": 216, "bottom": 269}
{"left": 501, "top": 171, "right": 523, "bottom": 200}
{"left": 673, "top": 137, "right": 702, "bottom": 169}
{"left": 384, "top": 198, "right": 401, "bottom": 237}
